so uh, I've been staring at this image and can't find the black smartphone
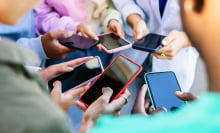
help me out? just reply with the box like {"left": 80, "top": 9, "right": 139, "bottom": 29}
{"left": 79, "top": 54, "right": 143, "bottom": 107}
{"left": 144, "top": 71, "right": 185, "bottom": 111}
{"left": 132, "top": 33, "right": 166, "bottom": 53}
{"left": 48, "top": 57, "right": 104, "bottom": 93}
{"left": 58, "top": 34, "right": 99, "bottom": 51}
{"left": 98, "top": 33, "right": 132, "bottom": 53}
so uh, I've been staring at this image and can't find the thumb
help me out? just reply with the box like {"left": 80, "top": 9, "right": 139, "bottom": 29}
{"left": 51, "top": 81, "right": 62, "bottom": 104}
{"left": 68, "top": 84, "right": 89, "bottom": 100}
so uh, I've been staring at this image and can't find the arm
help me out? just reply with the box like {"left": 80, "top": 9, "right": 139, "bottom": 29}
{"left": 34, "top": 2, "right": 78, "bottom": 34}
{"left": 112, "top": 0, "right": 149, "bottom": 41}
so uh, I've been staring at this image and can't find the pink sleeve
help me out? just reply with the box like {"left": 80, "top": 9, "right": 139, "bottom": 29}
{"left": 34, "top": 2, "right": 79, "bottom": 35}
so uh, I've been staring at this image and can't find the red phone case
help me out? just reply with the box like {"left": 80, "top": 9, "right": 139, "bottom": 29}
{"left": 79, "top": 54, "right": 143, "bottom": 107}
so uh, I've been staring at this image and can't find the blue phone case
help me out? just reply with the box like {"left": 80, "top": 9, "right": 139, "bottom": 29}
{"left": 144, "top": 71, "right": 185, "bottom": 111}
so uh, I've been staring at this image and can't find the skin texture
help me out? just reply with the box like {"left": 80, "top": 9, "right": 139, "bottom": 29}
{"left": 0, "top": 0, "right": 42, "bottom": 25}
{"left": 181, "top": 0, "right": 220, "bottom": 93}
{"left": 41, "top": 30, "right": 75, "bottom": 59}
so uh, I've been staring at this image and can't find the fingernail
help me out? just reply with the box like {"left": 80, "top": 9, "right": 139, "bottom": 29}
{"left": 66, "top": 67, "right": 74, "bottom": 71}
{"left": 175, "top": 91, "right": 183, "bottom": 95}
{"left": 137, "top": 35, "right": 142, "bottom": 39}
{"left": 162, "top": 40, "right": 168, "bottom": 45}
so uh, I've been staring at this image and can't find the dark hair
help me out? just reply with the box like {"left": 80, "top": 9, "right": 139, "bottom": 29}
{"left": 195, "top": 0, "right": 204, "bottom": 12}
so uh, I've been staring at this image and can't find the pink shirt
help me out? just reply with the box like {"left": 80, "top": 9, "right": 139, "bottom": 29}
{"left": 35, "top": 0, "right": 89, "bottom": 35}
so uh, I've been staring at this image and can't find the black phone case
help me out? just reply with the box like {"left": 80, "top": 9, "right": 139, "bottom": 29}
{"left": 132, "top": 33, "right": 165, "bottom": 53}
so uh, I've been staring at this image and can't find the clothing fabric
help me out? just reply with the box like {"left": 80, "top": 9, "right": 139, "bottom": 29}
{"left": 0, "top": 39, "right": 72, "bottom": 133}
{"left": 90, "top": 92, "right": 220, "bottom": 133}
{"left": 0, "top": 11, "right": 47, "bottom": 62}
{"left": 113, "top": 0, "right": 199, "bottom": 92}
{"left": 34, "top": 0, "right": 122, "bottom": 34}
{"left": 159, "top": 0, "right": 167, "bottom": 17}
{"left": 0, "top": 12, "right": 35, "bottom": 41}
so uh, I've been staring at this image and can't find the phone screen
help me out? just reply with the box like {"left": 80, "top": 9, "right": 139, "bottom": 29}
{"left": 80, "top": 55, "right": 141, "bottom": 106}
{"left": 145, "top": 72, "right": 185, "bottom": 111}
{"left": 133, "top": 33, "right": 165, "bottom": 52}
{"left": 48, "top": 57, "right": 103, "bottom": 92}
{"left": 58, "top": 34, "right": 98, "bottom": 50}
{"left": 98, "top": 33, "right": 130, "bottom": 50}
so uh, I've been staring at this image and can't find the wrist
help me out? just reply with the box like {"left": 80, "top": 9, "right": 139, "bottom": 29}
{"left": 127, "top": 14, "right": 143, "bottom": 29}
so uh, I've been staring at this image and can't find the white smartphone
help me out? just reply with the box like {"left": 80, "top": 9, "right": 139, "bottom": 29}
{"left": 48, "top": 56, "right": 104, "bottom": 93}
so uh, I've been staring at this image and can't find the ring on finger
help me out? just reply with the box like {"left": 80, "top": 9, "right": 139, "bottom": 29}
{"left": 120, "top": 95, "right": 128, "bottom": 104}
{"left": 160, "top": 52, "right": 166, "bottom": 57}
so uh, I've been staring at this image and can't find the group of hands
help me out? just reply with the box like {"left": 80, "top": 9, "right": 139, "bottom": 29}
{"left": 41, "top": 15, "right": 192, "bottom": 61}
{"left": 39, "top": 56, "right": 198, "bottom": 133}
{"left": 38, "top": 15, "right": 194, "bottom": 132}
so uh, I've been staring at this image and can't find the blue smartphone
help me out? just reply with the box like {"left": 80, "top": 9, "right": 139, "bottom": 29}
{"left": 132, "top": 33, "right": 165, "bottom": 53}
{"left": 144, "top": 71, "right": 185, "bottom": 111}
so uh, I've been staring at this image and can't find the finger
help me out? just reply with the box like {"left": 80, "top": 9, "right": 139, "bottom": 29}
{"left": 144, "top": 98, "right": 151, "bottom": 110}
{"left": 131, "top": 84, "right": 148, "bottom": 114}
{"left": 84, "top": 30, "right": 98, "bottom": 40}
{"left": 64, "top": 57, "right": 94, "bottom": 68}
{"left": 115, "top": 23, "right": 125, "bottom": 38}
{"left": 105, "top": 90, "right": 130, "bottom": 113}
{"left": 75, "top": 100, "right": 87, "bottom": 112}
{"left": 67, "top": 85, "right": 87, "bottom": 100}
{"left": 162, "top": 30, "right": 177, "bottom": 46}
{"left": 149, "top": 107, "right": 167, "bottom": 114}
{"left": 83, "top": 87, "right": 113, "bottom": 120}
{"left": 175, "top": 91, "right": 198, "bottom": 101}
{"left": 49, "top": 30, "right": 74, "bottom": 40}
{"left": 51, "top": 81, "right": 62, "bottom": 104}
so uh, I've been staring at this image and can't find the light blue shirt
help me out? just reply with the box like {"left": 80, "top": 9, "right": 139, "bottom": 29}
{"left": 113, "top": 0, "right": 199, "bottom": 92}
{"left": 0, "top": 11, "right": 47, "bottom": 62}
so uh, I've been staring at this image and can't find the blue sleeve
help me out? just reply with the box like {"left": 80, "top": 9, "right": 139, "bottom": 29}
{"left": 16, "top": 36, "right": 48, "bottom": 61}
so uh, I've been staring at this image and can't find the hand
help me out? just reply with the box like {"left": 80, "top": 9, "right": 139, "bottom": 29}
{"left": 39, "top": 57, "right": 93, "bottom": 82}
{"left": 51, "top": 81, "right": 89, "bottom": 113}
{"left": 131, "top": 84, "right": 167, "bottom": 116}
{"left": 175, "top": 91, "right": 198, "bottom": 102}
{"left": 107, "top": 19, "right": 125, "bottom": 38}
{"left": 77, "top": 23, "right": 98, "bottom": 40}
{"left": 132, "top": 19, "right": 149, "bottom": 41}
{"left": 41, "top": 30, "right": 76, "bottom": 59}
{"left": 79, "top": 87, "right": 130, "bottom": 133}
{"left": 76, "top": 23, "right": 104, "bottom": 50}
{"left": 127, "top": 14, "right": 149, "bottom": 41}
{"left": 153, "top": 30, "right": 191, "bottom": 60}
{"left": 75, "top": 88, "right": 130, "bottom": 113}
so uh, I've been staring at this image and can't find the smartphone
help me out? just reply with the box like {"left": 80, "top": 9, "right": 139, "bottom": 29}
{"left": 48, "top": 57, "right": 104, "bottom": 93}
{"left": 79, "top": 54, "right": 143, "bottom": 107}
{"left": 58, "top": 34, "right": 99, "bottom": 51}
{"left": 144, "top": 71, "right": 185, "bottom": 111}
{"left": 98, "top": 32, "right": 132, "bottom": 53}
{"left": 132, "top": 33, "right": 166, "bottom": 53}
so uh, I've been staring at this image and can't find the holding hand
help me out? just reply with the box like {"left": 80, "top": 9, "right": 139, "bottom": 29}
{"left": 175, "top": 91, "right": 198, "bottom": 102}
{"left": 107, "top": 19, "right": 125, "bottom": 38}
{"left": 131, "top": 84, "right": 167, "bottom": 116}
{"left": 41, "top": 30, "right": 75, "bottom": 59}
{"left": 153, "top": 30, "right": 191, "bottom": 60}
{"left": 78, "top": 87, "right": 130, "bottom": 133}
{"left": 39, "top": 57, "right": 93, "bottom": 82}
{"left": 51, "top": 81, "right": 89, "bottom": 113}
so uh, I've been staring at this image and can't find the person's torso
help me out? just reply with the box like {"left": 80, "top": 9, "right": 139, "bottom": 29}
{"left": 135, "top": 0, "right": 182, "bottom": 35}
